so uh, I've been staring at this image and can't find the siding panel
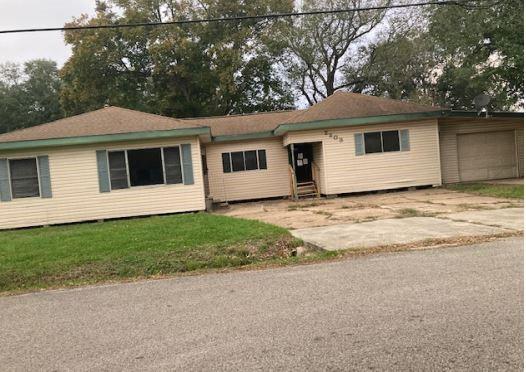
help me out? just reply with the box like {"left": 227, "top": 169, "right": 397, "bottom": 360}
{"left": 284, "top": 120, "right": 442, "bottom": 195}
{"left": 206, "top": 138, "right": 290, "bottom": 202}
{"left": 0, "top": 137, "right": 205, "bottom": 230}
{"left": 439, "top": 117, "right": 524, "bottom": 183}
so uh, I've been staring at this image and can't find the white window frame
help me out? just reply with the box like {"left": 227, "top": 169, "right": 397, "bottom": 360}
{"left": 363, "top": 130, "right": 402, "bottom": 155}
{"left": 7, "top": 156, "right": 42, "bottom": 199}
{"left": 224, "top": 149, "right": 266, "bottom": 173}
{"left": 107, "top": 145, "right": 184, "bottom": 190}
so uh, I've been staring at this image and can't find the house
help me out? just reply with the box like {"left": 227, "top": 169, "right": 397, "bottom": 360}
{"left": 0, "top": 92, "right": 523, "bottom": 230}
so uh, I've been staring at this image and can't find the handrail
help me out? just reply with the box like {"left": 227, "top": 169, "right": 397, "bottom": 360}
{"left": 288, "top": 165, "right": 298, "bottom": 200}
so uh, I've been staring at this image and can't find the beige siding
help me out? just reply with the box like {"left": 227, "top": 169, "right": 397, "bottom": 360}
{"left": 0, "top": 137, "right": 205, "bottom": 230}
{"left": 284, "top": 120, "right": 442, "bottom": 195}
{"left": 312, "top": 142, "right": 327, "bottom": 194}
{"left": 439, "top": 117, "right": 524, "bottom": 183}
{"left": 206, "top": 137, "right": 290, "bottom": 202}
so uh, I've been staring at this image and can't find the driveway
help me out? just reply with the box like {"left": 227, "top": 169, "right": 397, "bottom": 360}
{"left": 215, "top": 187, "right": 523, "bottom": 229}
{"left": 0, "top": 238, "right": 522, "bottom": 371}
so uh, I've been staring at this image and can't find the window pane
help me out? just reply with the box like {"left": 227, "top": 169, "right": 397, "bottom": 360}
{"left": 127, "top": 148, "right": 164, "bottom": 187}
{"left": 231, "top": 152, "right": 245, "bottom": 172}
{"left": 108, "top": 151, "right": 129, "bottom": 190}
{"left": 382, "top": 131, "right": 400, "bottom": 152}
{"left": 364, "top": 132, "right": 382, "bottom": 154}
{"left": 9, "top": 158, "right": 39, "bottom": 198}
{"left": 258, "top": 150, "right": 267, "bottom": 169}
{"left": 222, "top": 153, "right": 231, "bottom": 173}
{"left": 244, "top": 150, "right": 258, "bottom": 171}
{"left": 164, "top": 147, "right": 183, "bottom": 184}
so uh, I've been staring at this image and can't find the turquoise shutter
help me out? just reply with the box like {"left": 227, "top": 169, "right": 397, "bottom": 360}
{"left": 0, "top": 158, "right": 11, "bottom": 202}
{"left": 400, "top": 129, "right": 410, "bottom": 151}
{"left": 181, "top": 144, "right": 194, "bottom": 185}
{"left": 354, "top": 133, "right": 365, "bottom": 156}
{"left": 37, "top": 156, "right": 52, "bottom": 198}
{"left": 96, "top": 150, "right": 111, "bottom": 192}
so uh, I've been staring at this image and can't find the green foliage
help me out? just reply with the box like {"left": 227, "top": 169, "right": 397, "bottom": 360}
{"left": 60, "top": 0, "right": 294, "bottom": 117}
{"left": 0, "top": 60, "right": 63, "bottom": 133}
{"left": 0, "top": 213, "right": 297, "bottom": 293}
{"left": 445, "top": 183, "right": 523, "bottom": 199}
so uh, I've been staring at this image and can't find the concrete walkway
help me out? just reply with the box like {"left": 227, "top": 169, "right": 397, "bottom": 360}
{"left": 292, "top": 208, "right": 523, "bottom": 251}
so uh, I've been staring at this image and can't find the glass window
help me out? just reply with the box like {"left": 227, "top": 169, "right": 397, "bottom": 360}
{"left": 108, "top": 151, "right": 129, "bottom": 190}
{"left": 127, "top": 148, "right": 164, "bottom": 187}
{"left": 231, "top": 152, "right": 245, "bottom": 172}
{"left": 258, "top": 150, "right": 267, "bottom": 169}
{"left": 382, "top": 131, "right": 400, "bottom": 152}
{"left": 364, "top": 132, "right": 382, "bottom": 154}
{"left": 244, "top": 150, "right": 258, "bottom": 171}
{"left": 9, "top": 158, "right": 39, "bottom": 198}
{"left": 163, "top": 147, "right": 183, "bottom": 184}
{"left": 222, "top": 153, "right": 231, "bottom": 173}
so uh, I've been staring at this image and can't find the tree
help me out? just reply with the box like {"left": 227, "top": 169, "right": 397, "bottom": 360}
{"left": 278, "top": 0, "right": 391, "bottom": 105}
{"left": 428, "top": 0, "right": 523, "bottom": 109}
{"left": 60, "top": 0, "right": 294, "bottom": 118}
{"left": 0, "top": 60, "right": 62, "bottom": 133}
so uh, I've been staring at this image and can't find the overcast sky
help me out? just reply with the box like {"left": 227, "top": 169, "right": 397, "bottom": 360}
{"left": 0, "top": 0, "right": 96, "bottom": 66}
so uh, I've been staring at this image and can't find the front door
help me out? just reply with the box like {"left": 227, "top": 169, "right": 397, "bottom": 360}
{"left": 293, "top": 144, "right": 313, "bottom": 183}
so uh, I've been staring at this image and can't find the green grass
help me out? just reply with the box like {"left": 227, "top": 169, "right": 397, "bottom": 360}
{"left": 0, "top": 213, "right": 303, "bottom": 294}
{"left": 445, "top": 183, "right": 523, "bottom": 199}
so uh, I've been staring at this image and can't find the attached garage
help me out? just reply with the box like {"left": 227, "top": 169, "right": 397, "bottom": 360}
{"left": 457, "top": 130, "right": 518, "bottom": 181}
{"left": 439, "top": 116, "right": 524, "bottom": 184}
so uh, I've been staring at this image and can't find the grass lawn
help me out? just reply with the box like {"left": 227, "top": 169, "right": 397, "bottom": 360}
{"left": 445, "top": 183, "right": 523, "bottom": 199}
{"left": 0, "top": 213, "right": 315, "bottom": 294}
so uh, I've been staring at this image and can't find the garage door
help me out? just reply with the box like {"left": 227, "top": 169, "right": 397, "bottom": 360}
{"left": 457, "top": 131, "right": 517, "bottom": 182}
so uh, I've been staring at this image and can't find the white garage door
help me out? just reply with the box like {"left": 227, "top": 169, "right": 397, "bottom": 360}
{"left": 457, "top": 131, "right": 517, "bottom": 182}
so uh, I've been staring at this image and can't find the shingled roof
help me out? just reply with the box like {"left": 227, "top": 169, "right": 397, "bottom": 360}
{"left": 0, "top": 106, "right": 208, "bottom": 143}
{"left": 0, "top": 93, "right": 444, "bottom": 145}
{"left": 283, "top": 91, "right": 443, "bottom": 125}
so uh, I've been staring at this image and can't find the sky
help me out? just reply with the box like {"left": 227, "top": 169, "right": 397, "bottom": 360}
{"left": 0, "top": 0, "right": 96, "bottom": 66}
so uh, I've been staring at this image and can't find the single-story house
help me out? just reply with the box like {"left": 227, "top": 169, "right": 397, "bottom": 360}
{"left": 0, "top": 92, "right": 523, "bottom": 229}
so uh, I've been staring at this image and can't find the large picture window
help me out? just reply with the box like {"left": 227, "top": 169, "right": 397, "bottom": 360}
{"left": 9, "top": 158, "right": 40, "bottom": 198}
{"left": 364, "top": 130, "right": 401, "bottom": 154}
{"left": 222, "top": 149, "right": 267, "bottom": 173}
{"left": 108, "top": 147, "right": 183, "bottom": 190}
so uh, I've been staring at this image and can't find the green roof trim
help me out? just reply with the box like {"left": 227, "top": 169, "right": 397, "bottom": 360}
{"left": 212, "top": 130, "right": 276, "bottom": 142}
{"left": 448, "top": 111, "right": 524, "bottom": 118}
{"left": 273, "top": 110, "right": 447, "bottom": 135}
{"left": 0, "top": 127, "right": 211, "bottom": 152}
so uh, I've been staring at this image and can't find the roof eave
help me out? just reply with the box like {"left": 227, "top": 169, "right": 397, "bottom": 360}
{"left": 212, "top": 130, "right": 276, "bottom": 142}
{"left": 447, "top": 110, "right": 524, "bottom": 118}
{"left": 0, "top": 127, "right": 211, "bottom": 152}
{"left": 273, "top": 110, "right": 448, "bottom": 135}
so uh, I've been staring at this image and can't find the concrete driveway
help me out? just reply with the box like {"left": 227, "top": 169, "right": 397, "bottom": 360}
{"left": 0, "top": 238, "right": 522, "bottom": 371}
{"left": 215, "top": 187, "right": 523, "bottom": 229}
{"left": 291, "top": 208, "right": 523, "bottom": 251}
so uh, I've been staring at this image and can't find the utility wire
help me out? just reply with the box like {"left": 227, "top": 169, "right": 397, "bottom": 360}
{"left": 0, "top": 0, "right": 468, "bottom": 35}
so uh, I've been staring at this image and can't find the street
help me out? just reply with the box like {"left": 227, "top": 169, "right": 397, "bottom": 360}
{"left": 0, "top": 237, "right": 523, "bottom": 371}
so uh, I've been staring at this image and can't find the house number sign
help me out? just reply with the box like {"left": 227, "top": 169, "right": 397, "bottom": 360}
{"left": 324, "top": 130, "right": 344, "bottom": 143}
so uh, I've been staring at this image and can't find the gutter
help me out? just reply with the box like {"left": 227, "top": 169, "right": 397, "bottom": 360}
{"left": 0, "top": 127, "right": 211, "bottom": 152}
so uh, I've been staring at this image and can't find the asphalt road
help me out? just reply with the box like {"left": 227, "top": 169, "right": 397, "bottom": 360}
{"left": 0, "top": 238, "right": 523, "bottom": 371}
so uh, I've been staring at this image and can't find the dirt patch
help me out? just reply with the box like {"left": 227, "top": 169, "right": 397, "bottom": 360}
{"left": 213, "top": 188, "right": 523, "bottom": 229}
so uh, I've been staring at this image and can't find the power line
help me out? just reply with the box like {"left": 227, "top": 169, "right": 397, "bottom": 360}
{"left": 0, "top": 1, "right": 467, "bottom": 35}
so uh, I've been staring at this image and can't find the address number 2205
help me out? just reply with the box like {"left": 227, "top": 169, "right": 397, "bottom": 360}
{"left": 324, "top": 130, "right": 344, "bottom": 143}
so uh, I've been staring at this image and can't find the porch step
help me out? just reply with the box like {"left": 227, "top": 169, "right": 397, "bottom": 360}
{"left": 296, "top": 181, "right": 319, "bottom": 198}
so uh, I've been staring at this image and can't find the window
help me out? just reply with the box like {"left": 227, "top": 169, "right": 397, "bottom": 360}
{"left": 108, "top": 151, "right": 128, "bottom": 189}
{"left": 222, "top": 149, "right": 267, "bottom": 173}
{"left": 364, "top": 132, "right": 382, "bottom": 154}
{"left": 164, "top": 147, "right": 183, "bottom": 184}
{"left": 108, "top": 146, "right": 184, "bottom": 190}
{"left": 231, "top": 152, "right": 245, "bottom": 172}
{"left": 9, "top": 158, "right": 40, "bottom": 198}
{"left": 244, "top": 150, "right": 258, "bottom": 171}
{"left": 382, "top": 131, "right": 400, "bottom": 152}
{"left": 364, "top": 130, "right": 401, "bottom": 154}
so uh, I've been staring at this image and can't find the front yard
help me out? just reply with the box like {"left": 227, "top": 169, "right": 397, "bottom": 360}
{"left": 0, "top": 213, "right": 314, "bottom": 294}
{"left": 445, "top": 182, "right": 523, "bottom": 199}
